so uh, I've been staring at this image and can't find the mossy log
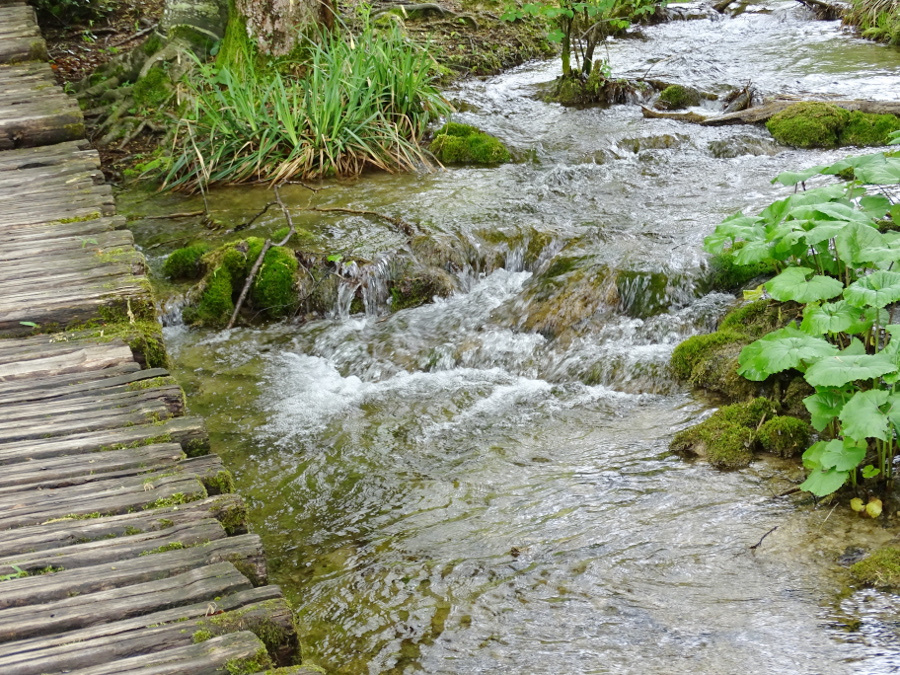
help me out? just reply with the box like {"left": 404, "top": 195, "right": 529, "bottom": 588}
{"left": 703, "top": 99, "right": 900, "bottom": 126}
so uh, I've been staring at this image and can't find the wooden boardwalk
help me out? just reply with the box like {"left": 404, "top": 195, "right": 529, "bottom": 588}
{"left": 0, "top": 5, "right": 311, "bottom": 674}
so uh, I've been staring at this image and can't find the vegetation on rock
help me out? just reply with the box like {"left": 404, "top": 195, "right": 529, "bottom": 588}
{"left": 655, "top": 84, "right": 700, "bottom": 110}
{"left": 851, "top": 547, "right": 900, "bottom": 587}
{"left": 429, "top": 122, "right": 511, "bottom": 165}
{"left": 767, "top": 103, "right": 900, "bottom": 148}
{"left": 844, "top": 0, "right": 900, "bottom": 45}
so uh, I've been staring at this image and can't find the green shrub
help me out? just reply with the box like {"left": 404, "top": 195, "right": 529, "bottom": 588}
{"left": 163, "top": 244, "right": 210, "bottom": 280}
{"left": 767, "top": 102, "right": 849, "bottom": 148}
{"left": 429, "top": 123, "right": 511, "bottom": 164}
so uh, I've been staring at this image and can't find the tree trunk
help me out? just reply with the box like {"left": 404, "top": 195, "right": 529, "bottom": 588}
{"left": 234, "top": 0, "right": 335, "bottom": 57}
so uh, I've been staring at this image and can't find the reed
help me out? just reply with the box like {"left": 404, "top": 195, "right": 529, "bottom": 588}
{"left": 844, "top": 0, "right": 900, "bottom": 45}
{"left": 162, "top": 19, "right": 451, "bottom": 192}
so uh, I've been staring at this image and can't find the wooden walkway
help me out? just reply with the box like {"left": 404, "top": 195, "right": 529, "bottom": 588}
{"left": 0, "top": 4, "right": 311, "bottom": 674}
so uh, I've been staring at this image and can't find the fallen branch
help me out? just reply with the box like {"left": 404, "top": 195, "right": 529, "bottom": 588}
{"left": 109, "top": 24, "right": 159, "bottom": 49}
{"left": 232, "top": 201, "right": 278, "bottom": 232}
{"left": 141, "top": 210, "right": 206, "bottom": 221}
{"left": 795, "top": 0, "right": 843, "bottom": 20}
{"left": 749, "top": 526, "right": 777, "bottom": 551}
{"left": 311, "top": 207, "right": 419, "bottom": 238}
{"left": 227, "top": 187, "right": 296, "bottom": 329}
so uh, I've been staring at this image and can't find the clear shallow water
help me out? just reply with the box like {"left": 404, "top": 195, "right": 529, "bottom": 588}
{"left": 138, "top": 3, "right": 900, "bottom": 672}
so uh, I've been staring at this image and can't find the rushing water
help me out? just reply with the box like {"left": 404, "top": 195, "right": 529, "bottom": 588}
{"left": 126, "top": 2, "right": 900, "bottom": 673}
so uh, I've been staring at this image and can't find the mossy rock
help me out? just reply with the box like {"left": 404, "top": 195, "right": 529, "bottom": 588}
{"left": 163, "top": 244, "right": 210, "bottom": 280}
{"left": 670, "top": 397, "right": 777, "bottom": 469}
{"left": 670, "top": 330, "right": 747, "bottom": 381}
{"left": 132, "top": 65, "right": 173, "bottom": 109}
{"left": 655, "top": 84, "right": 701, "bottom": 111}
{"left": 706, "top": 252, "right": 772, "bottom": 291}
{"left": 390, "top": 269, "right": 455, "bottom": 311}
{"left": 251, "top": 246, "right": 299, "bottom": 319}
{"left": 757, "top": 415, "right": 811, "bottom": 458}
{"left": 841, "top": 110, "right": 900, "bottom": 147}
{"left": 766, "top": 102, "right": 849, "bottom": 148}
{"left": 183, "top": 268, "right": 235, "bottom": 327}
{"left": 851, "top": 547, "right": 900, "bottom": 588}
{"left": 430, "top": 122, "right": 510, "bottom": 164}
{"left": 719, "top": 299, "right": 795, "bottom": 340}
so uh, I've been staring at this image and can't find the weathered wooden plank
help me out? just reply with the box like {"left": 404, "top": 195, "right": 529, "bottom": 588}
{"left": 0, "top": 585, "right": 283, "bottom": 673}
{"left": 62, "top": 631, "right": 269, "bottom": 675}
{"left": 0, "top": 599, "right": 295, "bottom": 675}
{"left": 0, "top": 562, "right": 254, "bottom": 641}
{"left": 0, "top": 5, "right": 48, "bottom": 64}
{"left": 0, "top": 366, "right": 167, "bottom": 405}
{"left": 0, "top": 341, "right": 135, "bottom": 379}
{"left": 0, "top": 472, "right": 207, "bottom": 529}
{"left": 0, "top": 532, "right": 266, "bottom": 599}
{"left": 0, "top": 416, "right": 209, "bottom": 464}
{"left": 0, "top": 442, "right": 185, "bottom": 489}
{"left": 0, "top": 495, "right": 248, "bottom": 555}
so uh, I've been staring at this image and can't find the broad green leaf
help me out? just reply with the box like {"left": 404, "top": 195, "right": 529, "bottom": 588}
{"left": 844, "top": 270, "right": 900, "bottom": 308}
{"left": 834, "top": 220, "right": 885, "bottom": 265}
{"left": 800, "top": 467, "right": 849, "bottom": 496}
{"left": 800, "top": 301, "right": 863, "bottom": 335}
{"left": 804, "top": 389, "right": 853, "bottom": 431}
{"left": 839, "top": 389, "right": 891, "bottom": 441}
{"left": 791, "top": 202, "right": 874, "bottom": 227}
{"left": 860, "top": 195, "right": 892, "bottom": 219}
{"left": 802, "top": 440, "right": 829, "bottom": 470}
{"left": 862, "top": 464, "right": 880, "bottom": 478}
{"left": 826, "top": 153, "right": 900, "bottom": 184}
{"left": 841, "top": 338, "right": 868, "bottom": 355}
{"left": 772, "top": 165, "right": 828, "bottom": 187}
{"left": 738, "top": 326, "right": 839, "bottom": 381}
{"left": 765, "top": 267, "right": 843, "bottom": 303}
{"left": 820, "top": 437, "right": 868, "bottom": 471}
{"left": 802, "top": 220, "right": 847, "bottom": 246}
{"left": 804, "top": 352, "right": 897, "bottom": 387}
{"left": 733, "top": 239, "right": 775, "bottom": 265}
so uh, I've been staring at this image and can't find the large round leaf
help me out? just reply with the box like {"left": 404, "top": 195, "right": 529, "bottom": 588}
{"left": 799, "top": 467, "right": 849, "bottom": 497}
{"left": 800, "top": 301, "right": 865, "bottom": 336}
{"left": 738, "top": 325, "right": 839, "bottom": 381}
{"left": 839, "top": 389, "right": 891, "bottom": 441}
{"left": 765, "top": 267, "right": 844, "bottom": 303}
{"left": 803, "top": 389, "right": 853, "bottom": 432}
{"left": 835, "top": 221, "right": 885, "bottom": 266}
{"left": 844, "top": 271, "right": 900, "bottom": 308}
{"left": 804, "top": 352, "right": 897, "bottom": 388}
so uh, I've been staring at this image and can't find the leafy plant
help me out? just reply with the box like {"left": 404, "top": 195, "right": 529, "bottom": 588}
{"left": 0, "top": 565, "right": 27, "bottom": 582}
{"left": 704, "top": 131, "right": 900, "bottom": 496}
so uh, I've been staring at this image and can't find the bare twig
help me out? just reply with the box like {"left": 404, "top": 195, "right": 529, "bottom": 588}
{"left": 310, "top": 207, "right": 419, "bottom": 238}
{"left": 749, "top": 526, "right": 778, "bottom": 551}
{"left": 141, "top": 210, "right": 206, "bottom": 221}
{"left": 109, "top": 24, "right": 159, "bottom": 49}
{"left": 232, "top": 201, "right": 278, "bottom": 232}
{"left": 118, "top": 119, "right": 147, "bottom": 149}
{"left": 226, "top": 186, "right": 296, "bottom": 329}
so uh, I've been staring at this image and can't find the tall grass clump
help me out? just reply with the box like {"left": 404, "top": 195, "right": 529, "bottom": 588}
{"left": 844, "top": 0, "right": 900, "bottom": 45}
{"left": 162, "top": 19, "right": 452, "bottom": 192}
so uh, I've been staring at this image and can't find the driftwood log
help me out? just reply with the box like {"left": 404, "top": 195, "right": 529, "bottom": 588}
{"left": 642, "top": 99, "right": 900, "bottom": 126}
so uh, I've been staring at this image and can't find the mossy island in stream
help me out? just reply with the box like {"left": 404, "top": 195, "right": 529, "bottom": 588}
{"left": 429, "top": 122, "right": 511, "bottom": 165}
{"left": 766, "top": 102, "right": 900, "bottom": 148}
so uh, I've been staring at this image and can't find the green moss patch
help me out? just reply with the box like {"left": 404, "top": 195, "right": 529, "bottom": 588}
{"left": 767, "top": 103, "right": 900, "bottom": 148}
{"left": 132, "top": 66, "right": 173, "bottom": 109}
{"left": 671, "top": 331, "right": 747, "bottom": 381}
{"left": 251, "top": 246, "right": 299, "bottom": 319}
{"left": 430, "top": 122, "right": 510, "bottom": 165}
{"left": 757, "top": 415, "right": 811, "bottom": 458}
{"left": 851, "top": 547, "right": 900, "bottom": 588}
{"left": 655, "top": 84, "right": 701, "bottom": 110}
{"left": 164, "top": 244, "right": 211, "bottom": 280}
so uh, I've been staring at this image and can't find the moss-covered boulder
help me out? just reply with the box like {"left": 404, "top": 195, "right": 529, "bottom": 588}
{"left": 757, "top": 415, "right": 811, "bottom": 457}
{"left": 841, "top": 110, "right": 900, "bottom": 146}
{"left": 766, "top": 102, "right": 850, "bottom": 148}
{"left": 851, "top": 547, "right": 900, "bottom": 588}
{"left": 181, "top": 239, "right": 299, "bottom": 327}
{"left": 390, "top": 270, "right": 455, "bottom": 311}
{"left": 670, "top": 397, "right": 778, "bottom": 469}
{"left": 655, "top": 85, "right": 701, "bottom": 111}
{"left": 670, "top": 330, "right": 747, "bottom": 381}
{"left": 163, "top": 243, "right": 210, "bottom": 280}
{"left": 430, "top": 122, "right": 510, "bottom": 165}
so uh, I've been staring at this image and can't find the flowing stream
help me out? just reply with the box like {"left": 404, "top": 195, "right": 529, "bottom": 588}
{"left": 125, "top": 3, "right": 900, "bottom": 672}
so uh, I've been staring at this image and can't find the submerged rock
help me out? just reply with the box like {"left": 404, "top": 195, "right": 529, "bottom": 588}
{"left": 766, "top": 102, "right": 900, "bottom": 148}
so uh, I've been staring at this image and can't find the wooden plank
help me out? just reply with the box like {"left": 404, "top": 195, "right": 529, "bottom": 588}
{"left": 0, "top": 340, "right": 134, "bottom": 379}
{"left": 0, "top": 63, "right": 84, "bottom": 149}
{"left": 0, "top": 5, "right": 48, "bottom": 64}
{"left": 0, "top": 416, "right": 210, "bottom": 464}
{"left": 0, "top": 562, "right": 254, "bottom": 641}
{"left": 0, "top": 585, "right": 283, "bottom": 674}
{"left": 0, "top": 367, "right": 168, "bottom": 405}
{"left": 0, "top": 533, "right": 266, "bottom": 603}
{"left": 0, "top": 599, "right": 295, "bottom": 675}
{"left": 62, "top": 631, "right": 269, "bottom": 675}
{"left": 0, "top": 495, "right": 248, "bottom": 555}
